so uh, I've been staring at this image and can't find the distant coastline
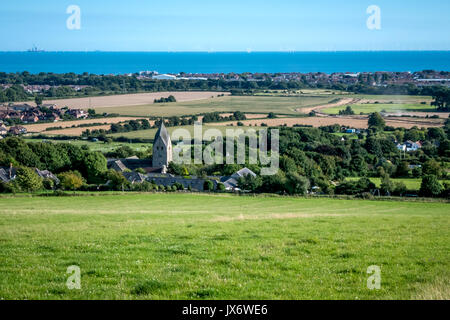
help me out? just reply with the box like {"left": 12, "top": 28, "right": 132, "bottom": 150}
{"left": 0, "top": 51, "right": 449, "bottom": 74}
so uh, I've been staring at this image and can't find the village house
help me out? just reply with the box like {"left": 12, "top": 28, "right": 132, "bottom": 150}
{"left": 397, "top": 140, "right": 422, "bottom": 152}
{"left": 0, "top": 166, "right": 59, "bottom": 185}
{"left": 220, "top": 167, "right": 257, "bottom": 191}
{"left": 66, "top": 109, "right": 88, "bottom": 119}
{"left": 22, "top": 112, "right": 40, "bottom": 123}
{"left": 8, "top": 125, "right": 27, "bottom": 135}
{"left": 0, "top": 125, "right": 8, "bottom": 136}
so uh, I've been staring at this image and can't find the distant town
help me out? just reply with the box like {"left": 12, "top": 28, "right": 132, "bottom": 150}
{"left": 0, "top": 103, "right": 88, "bottom": 137}
{"left": 0, "top": 70, "right": 449, "bottom": 100}
{"left": 136, "top": 70, "right": 450, "bottom": 86}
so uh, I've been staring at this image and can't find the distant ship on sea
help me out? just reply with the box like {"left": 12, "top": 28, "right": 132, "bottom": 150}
{"left": 27, "top": 45, "right": 45, "bottom": 53}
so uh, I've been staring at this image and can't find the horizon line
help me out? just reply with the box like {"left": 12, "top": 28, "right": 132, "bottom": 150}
{"left": 1, "top": 50, "right": 450, "bottom": 53}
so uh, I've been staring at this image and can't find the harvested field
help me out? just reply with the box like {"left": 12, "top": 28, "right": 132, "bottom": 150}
{"left": 35, "top": 92, "right": 230, "bottom": 109}
{"left": 42, "top": 113, "right": 269, "bottom": 136}
{"left": 215, "top": 115, "right": 444, "bottom": 129}
{"left": 45, "top": 125, "right": 113, "bottom": 136}
{"left": 382, "top": 112, "right": 450, "bottom": 119}
{"left": 91, "top": 95, "right": 333, "bottom": 117}
{"left": 22, "top": 117, "right": 143, "bottom": 133}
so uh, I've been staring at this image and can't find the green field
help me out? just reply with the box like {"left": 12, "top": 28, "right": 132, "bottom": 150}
{"left": 346, "top": 177, "right": 449, "bottom": 191}
{"left": 23, "top": 138, "right": 151, "bottom": 153}
{"left": 94, "top": 95, "right": 333, "bottom": 117}
{"left": 323, "top": 103, "right": 436, "bottom": 115}
{"left": 0, "top": 193, "right": 448, "bottom": 300}
{"left": 108, "top": 125, "right": 261, "bottom": 139}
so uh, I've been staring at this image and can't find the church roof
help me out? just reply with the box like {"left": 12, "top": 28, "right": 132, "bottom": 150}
{"left": 154, "top": 121, "right": 170, "bottom": 146}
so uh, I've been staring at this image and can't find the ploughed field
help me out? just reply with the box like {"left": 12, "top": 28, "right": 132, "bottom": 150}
{"left": 0, "top": 193, "right": 448, "bottom": 300}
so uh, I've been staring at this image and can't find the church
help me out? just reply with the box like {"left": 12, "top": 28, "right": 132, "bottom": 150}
{"left": 106, "top": 120, "right": 255, "bottom": 191}
{"left": 152, "top": 121, "right": 173, "bottom": 170}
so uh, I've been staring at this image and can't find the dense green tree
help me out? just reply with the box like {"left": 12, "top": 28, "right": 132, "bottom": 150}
{"left": 15, "top": 167, "right": 43, "bottom": 192}
{"left": 427, "top": 127, "right": 446, "bottom": 141}
{"left": 34, "top": 95, "right": 43, "bottom": 106}
{"left": 420, "top": 175, "right": 443, "bottom": 197}
{"left": 285, "top": 172, "right": 309, "bottom": 195}
{"left": 259, "top": 171, "right": 287, "bottom": 194}
{"left": 82, "top": 152, "right": 107, "bottom": 183}
{"left": 365, "top": 135, "right": 382, "bottom": 157}
{"left": 422, "top": 159, "right": 442, "bottom": 178}
{"left": 404, "top": 128, "right": 425, "bottom": 142}
{"left": 395, "top": 162, "right": 410, "bottom": 178}
{"left": 238, "top": 174, "right": 262, "bottom": 192}
{"left": 105, "top": 170, "right": 129, "bottom": 190}
{"left": 380, "top": 176, "right": 395, "bottom": 195}
{"left": 368, "top": 112, "right": 385, "bottom": 131}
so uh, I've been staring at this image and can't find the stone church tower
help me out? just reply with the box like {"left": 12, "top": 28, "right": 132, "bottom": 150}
{"left": 152, "top": 121, "right": 172, "bottom": 168}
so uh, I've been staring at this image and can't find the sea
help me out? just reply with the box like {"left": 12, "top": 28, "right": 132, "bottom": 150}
{"left": 0, "top": 51, "right": 449, "bottom": 75}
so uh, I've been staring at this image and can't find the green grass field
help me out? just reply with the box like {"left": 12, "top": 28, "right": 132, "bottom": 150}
{"left": 23, "top": 138, "right": 151, "bottom": 153}
{"left": 322, "top": 103, "right": 436, "bottom": 115}
{"left": 94, "top": 95, "right": 333, "bottom": 117}
{"left": 107, "top": 125, "right": 261, "bottom": 139}
{"left": 0, "top": 193, "right": 448, "bottom": 300}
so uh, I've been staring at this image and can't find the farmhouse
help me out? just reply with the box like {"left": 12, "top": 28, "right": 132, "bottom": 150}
{"left": 397, "top": 140, "right": 422, "bottom": 152}
{"left": 0, "top": 166, "right": 59, "bottom": 184}
{"left": 220, "top": 167, "right": 257, "bottom": 191}
{"left": 8, "top": 125, "right": 27, "bottom": 135}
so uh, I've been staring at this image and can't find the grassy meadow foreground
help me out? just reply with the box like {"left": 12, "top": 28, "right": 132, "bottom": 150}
{"left": 0, "top": 193, "right": 448, "bottom": 300}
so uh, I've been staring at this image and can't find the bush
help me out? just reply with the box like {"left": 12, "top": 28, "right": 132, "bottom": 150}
{"left": 335, "top": 178, "right": 376, "bottom": 195}
{"left": 105, "top": 170, "right": 130, "bottom": 191}
{"left": 173, "top": 182, "right": 184, "bottom": 191}
{"left": 0, "top": 181, "right": 19, "bottom": 193}
{"left": 203, "top": 180, "right": 214, "bottom": 191}
{"left": 217, "top": 182, "right": 226, "bottom": 191}
{"left": 42, "top": 178, "right": 55, "bottom": 190}
{"left": 380, "top": 176, "right": 395, "bottom": 195}
{"left": 339, "top": 106, "right": 355, "bottom": 116}
{"left": 132, "top": 181, "right": 153, "bottom": 192}
{"left": 58, "top": 171, "right": 85, "bottom": 191}
{"left": 393, "top": 182, "right": 407, "bottom": 196}
{"left": 412, "top": 167, "right": 422, "bottom": 178}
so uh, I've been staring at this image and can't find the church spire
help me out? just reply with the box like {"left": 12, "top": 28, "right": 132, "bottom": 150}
{"left": 152, "top": 118, "right": 172, "bottom": 168}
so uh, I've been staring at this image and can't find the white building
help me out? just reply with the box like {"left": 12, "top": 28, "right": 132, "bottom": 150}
{"left": 153, "top": 74, "right": 177, "bottom": 80}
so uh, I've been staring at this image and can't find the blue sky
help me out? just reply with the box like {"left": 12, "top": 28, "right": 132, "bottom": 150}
{"left": 0, "top": 0, "right": 449, "bottom": 51}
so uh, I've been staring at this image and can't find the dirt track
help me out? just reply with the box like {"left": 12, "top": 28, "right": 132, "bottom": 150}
{"left": 296, "top": 98, "right": 359, "bottom": 114}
